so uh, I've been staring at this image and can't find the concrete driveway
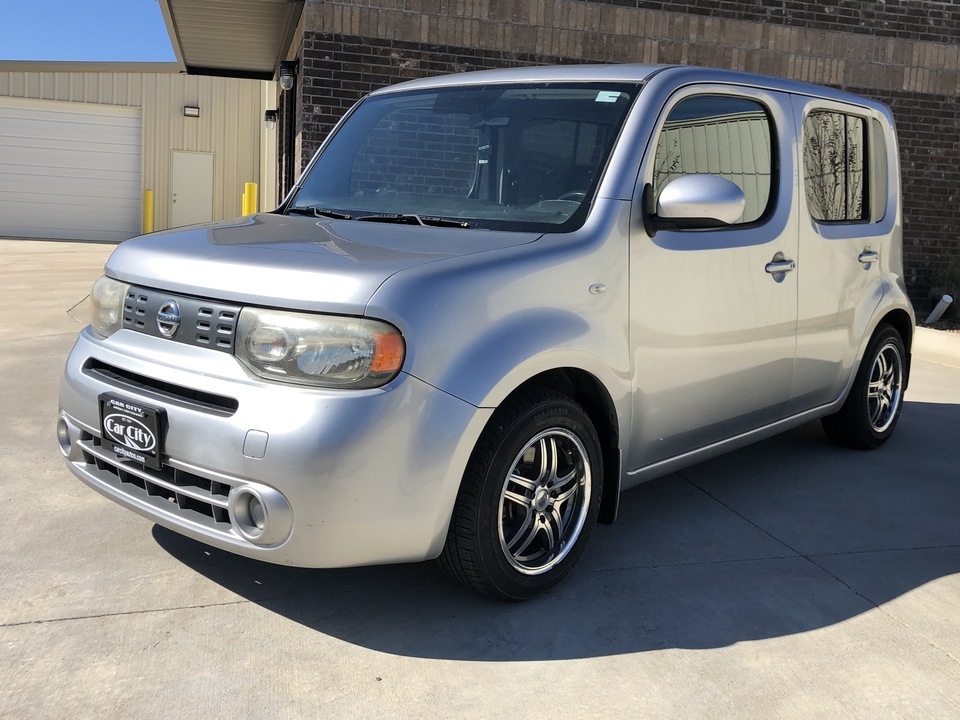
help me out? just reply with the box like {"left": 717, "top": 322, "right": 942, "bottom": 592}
{"left": 2, "top": 240, "right": 959, "bottom": 719}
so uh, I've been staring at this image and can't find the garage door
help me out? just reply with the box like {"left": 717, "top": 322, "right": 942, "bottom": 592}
{"left": 0, "top": 98, "right": 141, "bottom": 242}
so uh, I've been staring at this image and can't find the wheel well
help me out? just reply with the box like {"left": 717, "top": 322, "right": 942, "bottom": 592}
{"left": 880, "top": 309, "right": 913, "bottom": 351}
{"left": 503, "top": 368, "right": 621, "bottom": 525}
{"left": 877, "top": 309, "right": 914, "bottom": 388}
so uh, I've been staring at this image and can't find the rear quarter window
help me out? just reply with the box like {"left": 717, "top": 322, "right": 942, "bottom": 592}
{"left": 802, "top": 111, "right": 868, "bottom": 223}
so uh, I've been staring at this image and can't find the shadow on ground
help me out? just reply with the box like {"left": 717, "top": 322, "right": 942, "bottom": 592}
{"left": 154, "top": 400, "right": 960, "bottom": 661}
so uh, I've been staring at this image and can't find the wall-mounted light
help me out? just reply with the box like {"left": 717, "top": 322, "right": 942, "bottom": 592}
{"left": 183, "top": 105, "right": 200, "bottom": 118}
{"left": 279, "top": 60, "right": 298, "bottom": 92}
{"left": 264, "top": 109, "right": 278, "bottom": 130}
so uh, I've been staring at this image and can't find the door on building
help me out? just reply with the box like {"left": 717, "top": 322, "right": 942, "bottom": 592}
{"left": 171, "top": 151, "right": 214, "bottom": 227}
{"left": 0, "top": 97, "right": 142, "bottom": 242}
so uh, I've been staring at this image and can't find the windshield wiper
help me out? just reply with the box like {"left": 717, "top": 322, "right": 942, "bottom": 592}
{"left": 287, "top": 206, "right": 353, "bottom": 220}
{"left": 355, "top": 213, "right": 470, "bottom": 229}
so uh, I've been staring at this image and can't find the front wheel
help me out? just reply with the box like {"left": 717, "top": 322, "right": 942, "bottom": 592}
{"left": 438, "top": 389, "right": 603, "bottom": 600}
{"left": 822, "top": 324, "right": 907, "bottom": 449}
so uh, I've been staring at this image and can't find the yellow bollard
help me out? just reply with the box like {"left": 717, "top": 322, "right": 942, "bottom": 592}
{"left": 142, "top": 189, "right": 154, "bottom": 234}
{"left": 242, "top": 182, "right": 258, "bottom": 215}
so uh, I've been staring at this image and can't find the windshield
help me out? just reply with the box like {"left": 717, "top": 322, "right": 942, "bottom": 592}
{"left": 287, "top": 82, "right": 641, "bottom": 232}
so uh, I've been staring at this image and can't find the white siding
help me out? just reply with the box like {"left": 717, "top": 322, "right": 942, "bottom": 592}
{"left": 0, "top": 70, "right": 274, "bottom": 237}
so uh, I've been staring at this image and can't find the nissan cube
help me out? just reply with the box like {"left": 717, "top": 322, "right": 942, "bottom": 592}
{"left": 58, "top": 65, "right": 915, "bottom": 600}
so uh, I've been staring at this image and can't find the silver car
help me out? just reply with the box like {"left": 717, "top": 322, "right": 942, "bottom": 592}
{"left": 58, "top": 65, "right": 914, "bottom": 600}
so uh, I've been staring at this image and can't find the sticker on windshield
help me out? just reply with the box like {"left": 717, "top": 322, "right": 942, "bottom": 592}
{"left": 595, "top": 91, "right": 622, "bottom": 103}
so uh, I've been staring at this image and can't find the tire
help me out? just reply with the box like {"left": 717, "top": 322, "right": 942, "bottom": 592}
{"left": 821, "top": 323, "right": 906, "bottom": 450}
{"left": 438, "top": 388, "right": 603, "bottom": 601}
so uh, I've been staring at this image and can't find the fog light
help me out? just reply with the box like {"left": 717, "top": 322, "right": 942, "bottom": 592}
{"left": 227, "top": 485, "right": 292, "bottom": 547}
{"left": 232, "top": 489, "right": 268, "bottom": 539}
{"left": 56, "top": 417, "right": 72, "bottom": 457}
{"left": 248, "top": 495, "right": 266, "bottom": 530}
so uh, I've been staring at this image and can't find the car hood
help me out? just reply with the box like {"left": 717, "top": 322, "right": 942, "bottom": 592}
{"left": 105, "top": 213, "right": 541, "bottom": 314}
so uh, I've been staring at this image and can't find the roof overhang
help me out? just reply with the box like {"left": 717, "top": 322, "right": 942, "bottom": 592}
{"left": 159, "top": 0, "right": 304, "bottom": 80}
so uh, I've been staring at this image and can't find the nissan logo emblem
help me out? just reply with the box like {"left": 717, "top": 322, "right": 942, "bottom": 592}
{"left": 157, "top": 300, "right": 181, "bottom": 338}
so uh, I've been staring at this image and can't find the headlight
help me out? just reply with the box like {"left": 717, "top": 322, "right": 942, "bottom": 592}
{"left": 90, "top": 275, "right": 130, "bottom": 338}
{"left": 236, "top": 308, "right": 405, "bottom": 388}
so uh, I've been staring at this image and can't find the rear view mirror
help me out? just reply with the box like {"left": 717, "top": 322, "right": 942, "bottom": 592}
{"left": 653, "top": 175, "right": 746, "bottom": 230}
{"left": 470, "top": 114, "right": 510, "bottom": 128}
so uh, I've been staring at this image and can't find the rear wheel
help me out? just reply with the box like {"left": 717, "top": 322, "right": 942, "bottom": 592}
{"left": 822, "top": 324, "right": 906, "bottom": 449}
{"left": 438, "top": 389, "right": 602, "bottom": 600}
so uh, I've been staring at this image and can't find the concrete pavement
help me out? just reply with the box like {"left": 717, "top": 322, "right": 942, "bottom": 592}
{"left": 0, "top": 240, "right": 113, "bottom": 342}
{"left": 1, "top": 240, "right": 958, "bottom": 719}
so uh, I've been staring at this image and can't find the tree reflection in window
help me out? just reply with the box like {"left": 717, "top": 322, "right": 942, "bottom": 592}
{"left": 803, "top": 111, "right": 866, "bottom": 222}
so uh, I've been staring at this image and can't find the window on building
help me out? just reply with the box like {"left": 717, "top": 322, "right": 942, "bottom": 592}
{"left": 803, "top": 111, "right": 867, "bottom": 222}
{"left": 653, "top": 95, "right": 774, "bottom": 225}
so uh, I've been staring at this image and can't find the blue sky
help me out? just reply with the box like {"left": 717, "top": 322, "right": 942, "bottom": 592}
{"left": 0, "top": 0, "right": 176, "bottom": 62}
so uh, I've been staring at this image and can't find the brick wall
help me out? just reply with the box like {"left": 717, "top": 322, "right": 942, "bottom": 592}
{"left": 290, "top": 0, "right": 960, "bottom": 305}
{"left": 303, "top": 0, "right": 960, "bottom": 95}
{"left": 594, "top": 1, "right": 960, "bottom": 44}
{"left": 297, "top": 33, "right": 572, "bottom": 161}
{"left": 864, "top": 87, "right": 960, "bottom": 298}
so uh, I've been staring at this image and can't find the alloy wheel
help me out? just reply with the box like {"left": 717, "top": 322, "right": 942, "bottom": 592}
{"left": 497, "top": 428, "right": 591, "bottom": 576}
{"left": 867, "top": 342, "right": 903, "bottom": 434}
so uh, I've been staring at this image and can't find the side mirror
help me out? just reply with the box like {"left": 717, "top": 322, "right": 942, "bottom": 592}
{"left": 653, "top": 175, "right": 746, "bottom": 230}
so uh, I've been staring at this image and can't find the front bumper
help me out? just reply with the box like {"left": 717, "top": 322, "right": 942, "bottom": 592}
{"left": 59, "top": 327, "right": 491, "bottom": 567}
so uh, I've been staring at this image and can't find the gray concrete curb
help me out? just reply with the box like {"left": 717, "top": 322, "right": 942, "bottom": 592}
{"left": 914, "top": 326, "right": 960, "bottom": 368}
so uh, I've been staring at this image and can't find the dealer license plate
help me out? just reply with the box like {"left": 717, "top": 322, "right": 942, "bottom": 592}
{"left": 99, "top": 394, "right": 166, "bottom": 471}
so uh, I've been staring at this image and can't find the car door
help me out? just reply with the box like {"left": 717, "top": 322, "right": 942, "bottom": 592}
{"left": 627, "top": 86, "right": 800, "bottom": 472}
{"left": 785, "top": 96, "right": 887, "bottom": 414}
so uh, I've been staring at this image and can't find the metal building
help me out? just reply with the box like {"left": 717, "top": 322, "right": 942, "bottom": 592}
{"left": 0, "top": 62, "right": 277, "bottom": 242}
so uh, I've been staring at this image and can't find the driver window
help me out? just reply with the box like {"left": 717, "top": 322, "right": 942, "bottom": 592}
{"left": 653, "top": 95, "right": 773, "bottom": 225}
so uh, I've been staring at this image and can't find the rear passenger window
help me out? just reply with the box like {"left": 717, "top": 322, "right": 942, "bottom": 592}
{"left": 653, "top": 95, "right": 773, "bottom": 225}
{"left": 803, "top": 111, "right": 867, "bottom": 222}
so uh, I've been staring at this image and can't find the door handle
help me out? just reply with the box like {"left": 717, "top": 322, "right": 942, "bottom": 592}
{"left": 765, "top": 260, "right": 796, "bottom": 274}
{"left": 765, "top": 259, "right": 796, "bottom": 274}
{"left": 858, "top": 250, "right": 878, "bottom": 267}
{"left": 765, "top": 253, "right": 795, "bottom": 284}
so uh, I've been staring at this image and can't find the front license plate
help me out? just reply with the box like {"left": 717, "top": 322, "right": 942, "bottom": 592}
{"left": 99, "top": 394, "right": 166, "bottom": 471}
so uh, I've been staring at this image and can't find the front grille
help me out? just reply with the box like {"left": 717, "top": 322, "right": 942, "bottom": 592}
{"left": 123, "top": 287, "right": 241, "bottom": 353}
{"left": 77, "top": 431, "right": 236, "bottom": 534}
{"left": 84, "top": 359, "right": 239, "bottom": 416}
